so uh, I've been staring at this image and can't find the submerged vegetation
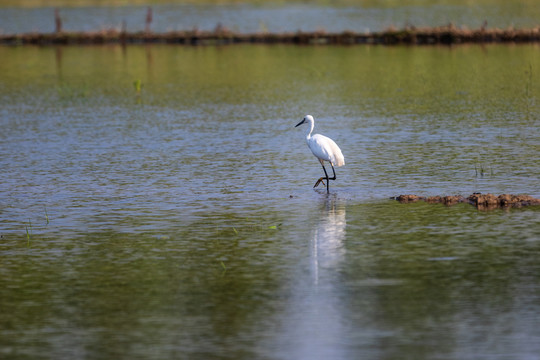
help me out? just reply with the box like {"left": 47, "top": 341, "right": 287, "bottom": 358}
{"left": 25, "top": 219, "right": 33, "bottom": 246}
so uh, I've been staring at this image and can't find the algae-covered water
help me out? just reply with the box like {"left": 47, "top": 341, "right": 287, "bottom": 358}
{"left": 1, "top": 44, "right": 540, "bottom": 359}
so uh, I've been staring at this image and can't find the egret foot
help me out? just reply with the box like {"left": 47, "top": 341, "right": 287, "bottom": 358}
{"left": 313, "top": 177, "right": 326, "bottom": 188}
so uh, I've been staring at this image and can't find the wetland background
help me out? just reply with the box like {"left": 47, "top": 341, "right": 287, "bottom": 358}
{"left": 1, "top": 1, "right": 540, "bottom": 359}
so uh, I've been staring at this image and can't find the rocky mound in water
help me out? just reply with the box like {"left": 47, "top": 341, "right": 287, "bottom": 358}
{"left": 394, "top": 194, "right": 540, "bottom": 210}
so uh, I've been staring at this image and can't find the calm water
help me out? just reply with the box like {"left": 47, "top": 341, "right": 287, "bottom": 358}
{"left": 2, "top": 1, "right": 540, "bottom": 34}
{"left": 1, "top": 44, "right": 540, "bottom": 359}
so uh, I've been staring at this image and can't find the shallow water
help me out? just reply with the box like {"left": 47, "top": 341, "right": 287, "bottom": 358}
{"left": 2, "top": 1, "right": 540, "bottom": 34}
{"left": 1, "top": 44, "right": 540, "bottom": 359}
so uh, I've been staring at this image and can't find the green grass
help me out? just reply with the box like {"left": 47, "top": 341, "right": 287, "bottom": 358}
{"left": 133, "top": 79, "right": 142, "bottom": 95}
{"left": 475, "top": 163, "right": 494, "bottom": 177}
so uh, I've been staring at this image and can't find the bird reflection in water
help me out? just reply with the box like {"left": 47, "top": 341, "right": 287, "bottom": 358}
{"left": 311, "top": 195, "right": 347, "bottom": 286}
{"left": 280, "top": 195, "right": 348, "bottom": 359}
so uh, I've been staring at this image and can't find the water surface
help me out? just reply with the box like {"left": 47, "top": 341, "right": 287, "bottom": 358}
{"left": 1, "top": 44, "right": 540, "bottom": 359}
{"left": 2, "top": 1, "right": 540, "bottom": 34}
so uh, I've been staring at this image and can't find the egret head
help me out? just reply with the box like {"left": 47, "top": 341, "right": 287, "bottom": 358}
{"left": 295, "top": 115, "right": 314, "bottom": 127}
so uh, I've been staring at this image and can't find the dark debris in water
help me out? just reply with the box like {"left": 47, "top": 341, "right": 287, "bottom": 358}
{"left": 394, "top": 194, "right": 540, "bottom": 210}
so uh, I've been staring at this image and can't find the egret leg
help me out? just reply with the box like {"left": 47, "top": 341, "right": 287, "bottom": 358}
{"left": 313, "top": 160, "right": 328, "bottom": 189}
{"left": 314, "top": 162, "right": 337, "bottom": 193}
{"left": 329, "top": 164, "right": 337, "bottom": 181}
{"left": 325, "top": 164, "right": 337, "bottom": 193}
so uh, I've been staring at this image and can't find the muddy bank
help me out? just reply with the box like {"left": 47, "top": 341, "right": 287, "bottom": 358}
{"left": 394, "top": 193, "right": 540, "bottom": 210}
{"left": 2, "top": 25, "right": 540, "bottom": 46}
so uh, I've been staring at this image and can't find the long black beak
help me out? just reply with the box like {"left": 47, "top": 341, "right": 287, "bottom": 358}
{"left": 295, "top": 119, "right": 305, "bottom": 127}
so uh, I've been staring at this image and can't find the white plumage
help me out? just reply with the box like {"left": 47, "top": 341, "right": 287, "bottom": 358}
{"left": 295, "top": 115, "right": 345, "bottom": 192}
{"left": 309, "top": 134, "right": 345, "bottom": 167}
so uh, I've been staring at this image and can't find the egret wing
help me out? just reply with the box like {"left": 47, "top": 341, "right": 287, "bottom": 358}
{"left": 309, "top": 134, "right": 345, "bottom": 166}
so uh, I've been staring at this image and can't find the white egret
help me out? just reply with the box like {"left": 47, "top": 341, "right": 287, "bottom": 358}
{"left": 295, "top": 115, "right": 345, "bottom": 193}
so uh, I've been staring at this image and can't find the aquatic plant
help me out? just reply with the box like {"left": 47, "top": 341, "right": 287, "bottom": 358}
{"left": 57, "top": 83, "right": 88, "bottom": 100}
{"left": 133, "top": 79, "right": 143, "bottom": 94}
{"left": 145, "top": 7, "right": 152, "bottom": 33}
{"left": 54, "top": 8, "right": 62, "bottom": 34}
{"left": 220, "top": 261, "right": 227, "bottom": 277}
{"left": 475, "top": 163, "right": 483, "bottom": 177}
{"left": 25, "top": 219, "right": 32, "bottom": 246}
{"left": 475, "top": 163, "right": 493, "bottom": 177}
